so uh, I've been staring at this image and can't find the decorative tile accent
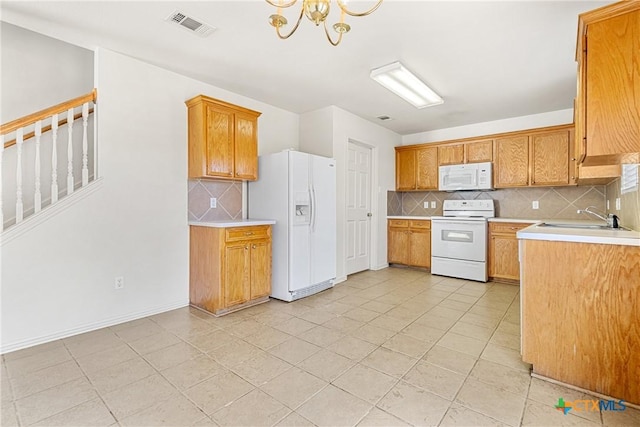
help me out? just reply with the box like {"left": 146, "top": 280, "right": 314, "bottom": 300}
{"left": 390, "top": 185, "right": 607, "bottom": 220}
{"left": 188, "top": 179, "right": 243, "bottom": 222}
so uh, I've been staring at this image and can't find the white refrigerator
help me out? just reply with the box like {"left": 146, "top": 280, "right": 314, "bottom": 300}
{"left": 248, "top": 150, "right": 336, "bottom": 302}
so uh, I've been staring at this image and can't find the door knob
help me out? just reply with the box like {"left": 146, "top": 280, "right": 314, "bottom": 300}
{"left": 367, "top": 213, "right": 372, "bottom": 217}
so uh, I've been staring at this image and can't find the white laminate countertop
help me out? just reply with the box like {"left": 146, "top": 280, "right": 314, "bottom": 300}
{"left": 189, "top": 219, "right": 276, "bottom": 228}
{"left": 386, "top": 216, "right": 538, "bottom": 223}
{"left": 517, "top": 223, "right": 640, "bottom": 247}
{"left": 387, "top": 216, "right": 433, "bottom": 220}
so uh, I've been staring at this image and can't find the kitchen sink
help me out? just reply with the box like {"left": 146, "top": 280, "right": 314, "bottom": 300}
{"left": 538, "top": 223, "right": 614, "bottom": 230}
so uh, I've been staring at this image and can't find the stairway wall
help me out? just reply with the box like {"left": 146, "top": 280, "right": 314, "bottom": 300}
{"left": 1, "top": 46, "right": 299, "bottom": 353}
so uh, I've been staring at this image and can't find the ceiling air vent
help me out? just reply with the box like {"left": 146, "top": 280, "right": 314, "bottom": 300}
{"left": 377, "top": 115, "right": 393, "bottom": 121}
{"left": 165, "top": 11, "right": 216, "bottom": 37}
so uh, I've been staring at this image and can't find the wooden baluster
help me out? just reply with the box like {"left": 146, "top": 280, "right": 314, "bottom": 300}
{"left": 0, "top": 135, "right": 4, "bottom": 231}
{"left": 34, "top": 120, "right": 42, "bottom": 213}
{"left": 16, "top": 128, "right": 24, "bottom": 223}
{"left": 51, "top": 114, "right": 59, "bottom": 203}
{"left": 66, "top": 108, "right": 75, "bottom": 195}
{"left": 81, "top": 102, "right": 89, "bottom": 186}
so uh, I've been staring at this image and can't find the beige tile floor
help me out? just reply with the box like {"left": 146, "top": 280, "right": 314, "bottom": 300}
{"left": 2, "top": 268, "right": 639, "bottom": 426}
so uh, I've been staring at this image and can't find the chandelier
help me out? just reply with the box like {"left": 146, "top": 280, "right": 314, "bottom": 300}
{"left": 266, "top": 0, "right": 383, "bottom": 46}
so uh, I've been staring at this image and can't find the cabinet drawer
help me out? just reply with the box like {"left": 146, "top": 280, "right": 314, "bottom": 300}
{"left": 225, "top": 226, "right": 270, "bottom": 242}
{"left": 409, "top": 220, "right": 431, "bottom": 230}
{"left": 489, "top": 222, "right": 532, "bottom": 235}
{"left": 388, "top": 219, "right": 409, "bottom": 228}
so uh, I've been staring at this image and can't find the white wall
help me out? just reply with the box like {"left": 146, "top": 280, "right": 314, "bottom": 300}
{"left": 402, "top": 109, "right": 574, "bottom": 145}
{"left": 0, "top": 47, "right": 299, "bottom": 353}
{"left": 0, "top": 22, "right": 94, "bottom": 123}
{"left": 300, "top": 106, "right": 401, "bottom": 282}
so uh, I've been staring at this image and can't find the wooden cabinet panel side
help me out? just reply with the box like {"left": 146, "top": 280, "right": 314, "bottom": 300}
{"left": 189, "top": 227, "right": 224, "bottom": 313}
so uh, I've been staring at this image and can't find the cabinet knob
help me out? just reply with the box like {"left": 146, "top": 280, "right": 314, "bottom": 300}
{"left": 252, "top": 244, "right": 257, "bottom": 249}
{"left": 245, "top": 246, "right": 249, "bottom": 250}
{"left": 245, "top": 232, "right": 254, "bottom": 236}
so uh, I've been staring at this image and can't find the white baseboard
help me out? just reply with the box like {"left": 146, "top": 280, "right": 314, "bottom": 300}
{"left": 1, "top": 298, "right": 189, "bottom": 355}
{"left": 1, "top": 178, "right": 104, "bottom": 246}
{"left": 333, "top": 275, "right": 348, "bottom": 285}
{"left": 372, "top": 263, "right": 389, "bottom": 271}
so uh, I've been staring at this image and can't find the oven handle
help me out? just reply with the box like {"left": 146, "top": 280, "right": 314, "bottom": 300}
{"left": 432, "top": 220, "right": 487, "bottom": 226}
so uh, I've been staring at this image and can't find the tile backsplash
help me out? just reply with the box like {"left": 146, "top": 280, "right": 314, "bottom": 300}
{"left": 605, "top": 165, "right": 640, "bottom": 231}
{"left": 188, "top": 179, "right": 242, "bottom": 222}
{"left": 388, "top": 186, "right": 606, "bottom": 220}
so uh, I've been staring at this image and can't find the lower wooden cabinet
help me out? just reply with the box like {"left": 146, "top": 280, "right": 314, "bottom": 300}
{"left": 521, "top": 239, "right": 640, "bottom": 405}
{"left": 190, "top": 225, "right": 272, "bottom": 315}
{"left": 488, "top": 222, "right": 533, "bottom": 283}
{"left": 388, "top": 219, "right": 431, "bottom": 268}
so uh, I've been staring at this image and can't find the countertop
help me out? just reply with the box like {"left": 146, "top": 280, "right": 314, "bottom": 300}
{"left": 387, "top": 215, "right": 538, "bottom": 223}
{"left": 189, "top": 219, "right": 276, "bottom": 228}
{"left": 517, "top": 223, "right": 640, "bottom": 246}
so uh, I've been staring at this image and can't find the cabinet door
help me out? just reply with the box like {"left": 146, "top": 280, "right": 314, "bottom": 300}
{"left": 437, "top": 145, "right": 464, "bottom": 165}
{"left": 409, "top": 229, "right": 431, "bottom": 268}
{"left": 250, "top": 240, "right": 271, "bottom": 299}
{"left": 206, "top": 105, "right": 235, "bottom": 178}
{"left": 224, "top": 243, "right": 250, "bottom": 307}
{"left": 234, "top": 112, "right": 258, "bottom": 181}
{"left": 585, "top": 9, "right": 640, "bottom": 164}
{"left": 388, "top": 227, "right": 409, "bottom": 264}
{"left": 415, "top": 146, "right": 438, "bottom": 190}
{"left": 465, "top": 140, "right": 493, "bottom": 163}
{"left": 494, "top": 136, "right": 529, "bottom": 187}
{"left": 489, "top": 235, "right": 520, "bottom": 281}
{"left": 396, "top": 150, "right": 416, "bottom": 191}
{"left": 530, "top": 131, "right": 570, "bottom": 186}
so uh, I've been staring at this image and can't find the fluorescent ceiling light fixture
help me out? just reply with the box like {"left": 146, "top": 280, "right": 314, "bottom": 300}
{"left": 370, "top": 62, "right": 444, "bottom": 109}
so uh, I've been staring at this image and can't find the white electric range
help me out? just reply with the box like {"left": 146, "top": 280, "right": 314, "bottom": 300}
{"left": 430, "top": 199, "right": 495, "bottom": 282}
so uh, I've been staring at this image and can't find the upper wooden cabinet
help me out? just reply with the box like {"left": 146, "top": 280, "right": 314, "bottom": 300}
{"left": 395, "top": 146, "right": 438, "bottom": 191}
{"left": 530, "top": 130, "right": 571, "bottom": 186}
{"left": 494, "top": 135, "right": 529, "bottom": 187}
{"left": 415, "top": 147, "right": 438, "bottom": 190}
{"left": 396, "top": 124, "right": 583, "bottom": 191}
{"left": 437, "top": 144, "right": 464, "bottom": 166}
{"left": 186, "top": 95, "right": 261, "bottom": 181}
{"left": 493, "top": 127, "right": 574, "bottom": 188}
{"left": 464, "top": 139, "right": 493, "bottom": 163}
{"left": 576, "top": 2, "right": 640, "bottom": 166}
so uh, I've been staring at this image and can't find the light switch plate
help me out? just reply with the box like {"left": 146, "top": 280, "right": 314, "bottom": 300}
{"left": 615, "top": 198, "right": 621, "bottom": 210}
{"left": 607, "top": 200, "right": 610, "bottom": 210}
{"left": 210, "top": 197, "right": 217, "bottom": 208}
{"left": 423, "top": 202, "right": 429, "bottom": 208}
{"left": 532, "top": 201, "right": 539, "bottom": 210}
{"left": 431, "top": 201, "right": 436, "bottom": 209}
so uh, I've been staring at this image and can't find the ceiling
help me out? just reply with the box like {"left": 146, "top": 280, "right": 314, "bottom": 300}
{"left": 1, "top": 0, "right": 611, "bottom": 136}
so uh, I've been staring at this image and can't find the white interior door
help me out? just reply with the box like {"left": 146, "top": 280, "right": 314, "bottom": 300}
{"left": 346, "top": 142, "right": 372, "bottom": 275}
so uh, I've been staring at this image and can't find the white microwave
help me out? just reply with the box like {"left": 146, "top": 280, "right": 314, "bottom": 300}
{"left": 439, "top": 162, "right": 494, "bottom": 191}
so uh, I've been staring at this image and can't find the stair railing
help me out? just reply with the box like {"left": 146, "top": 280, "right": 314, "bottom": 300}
{"left": 1, "top": 89, "right": 97, "bottom": 231}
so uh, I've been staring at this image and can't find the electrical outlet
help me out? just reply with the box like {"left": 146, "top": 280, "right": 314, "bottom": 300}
{"left": 423, "top": 202, "right": 428, "bottom": 208}
{"left": 615, "top": 198, "right": 621, "bottom": 210}
{"left": 431, "top": 201, "right": 436, "bottom": 209}
{"left": 532, "top": 201, "right": 539, "bottom": 210}
{"left": 115, "top": 276, "right": 124, "bottom": 290}
{"left": 210, "top": 197, "right": 217, "bottom": 208}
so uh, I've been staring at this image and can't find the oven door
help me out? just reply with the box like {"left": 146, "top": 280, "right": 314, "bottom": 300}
{"left": 431, "top": 219, "right": 487, "bottom": 262}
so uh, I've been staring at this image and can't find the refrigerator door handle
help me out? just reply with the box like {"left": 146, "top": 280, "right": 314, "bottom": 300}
{"left": 310, "top": 186, "right": 317, "bottom": 232}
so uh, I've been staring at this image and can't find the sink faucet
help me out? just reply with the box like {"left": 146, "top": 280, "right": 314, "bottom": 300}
{"left": 577, "top": 206, "right": 620, "bottom": 228}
